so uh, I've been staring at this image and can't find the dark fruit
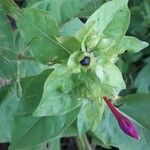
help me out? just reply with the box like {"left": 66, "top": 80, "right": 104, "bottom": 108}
{"left": 80, "top": 56, "right": 91, "bottom": 66}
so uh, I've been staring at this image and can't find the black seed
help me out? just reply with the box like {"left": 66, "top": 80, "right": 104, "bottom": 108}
{"left": 80, "top": 56, "right": 91, "bottom": 66}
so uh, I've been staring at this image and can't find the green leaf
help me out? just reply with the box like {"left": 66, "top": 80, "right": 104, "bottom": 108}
{"left": 95, "top": 63, "right": 126, "bottom": 94}
{"left": 102, "top": 7, "right": 130, "bottom": 39}
{"left": 17, "top": 8, "right": 70, "bottom": 63}
{"left": 26, "top": 0, "right": 92, "bottom": 25}
{"left": 10, "top": 107, "right": 80, "bottom": 149}
{"left": 118, "top": 94, "right": 150, "bottom": 131}
{"left": 17, "top": 69, "right": 52, "bottom": 115}
{"left": 78, "top": 0, "right": 103, "bottom": 17}
{"left": 57, "top": 37, "right": 81, "bottom": 54}
{"left": 60, "top": 18, "right": 84, "bottom": 37}
{"left": 0, "top": 0, "right": 20, "bottom": 19}
{"left": 58, "top": 121, "right": 78, "bottom": 137}
{"left": 33, "top": 65, "right": 82, "bottom": 116}
{"left": 0, "top": 85, "right": 20, "bottom": 142}
{"left": 18, "top": 60, "right": 48, "bottom": 78}
{"left": 0, "top": 8, "right": 17, "bottom": 79}
{"left": 77, "top": 100, "right": 105, "bottom": 134}
{"left": 94, "top": 94, "right": 150, "bottom": 150}
{"left": 86, "top": 0, "right": 128, "bottom": 35}
{"left": 27, "top": 38, "right": 69, "bottom": 63}
{"left": 134, "top": 64, "right": 150, "bottom": 93}
{"left": 17, "top": 8, "right": 58, "bottom": 44}
{"left": 96, "top": 7, "right": 130, "bottom": 53}
{"left": 117, "top": 36, "right": 149, "bottom": 53}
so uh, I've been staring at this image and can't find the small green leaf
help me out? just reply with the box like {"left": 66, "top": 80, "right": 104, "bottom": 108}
{"left": 117, "top": 36, "right": 149, "bottom": 53}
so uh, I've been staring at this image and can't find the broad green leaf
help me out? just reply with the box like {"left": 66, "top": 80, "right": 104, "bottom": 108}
{"left": 134, "top": 64, "right": 150, "bottom": 93}
{"left": 0, "top": 85, "right": 20, "bottom": 142}
{"left": 17, "top": 8, "right": 59, "bottom": 44}
{"left": 17, "top": 70, "right": 52, "bottom": 115}
{"left": 26, "top": 0, "right": 92, "bottom": 25}
{"left": 102, "top": 7, "right": 130, "bottom": 39}
{"left": 94, "top": 94, "right": 150, "bottom": 150}
{"left": 27, "top": 38, "right": 69, "bottom": 63}
{"left": 77, "top": 100, "right": 105, "bottom": 134}
{"left": 33, "top": 65, "right": 82, "bottom": 116}
{"left": 87, "top": 6, "right": 130, "bottom": 52}
{"left": 117, "top": 36, "right": 149, "bottom": 53}
{"left": 86, "top": 0, "right": 128, "bottom": 35}
{"left": 17, "top": 8, "right": 70, "bottom": 63}
{"left": 10, "top": 107, "right": 80, "bottom": 149}
{"left": 0, "top": 8, "right": 17, "bottom": 79}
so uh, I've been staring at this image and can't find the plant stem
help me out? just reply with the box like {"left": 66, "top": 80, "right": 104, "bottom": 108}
{"left": 76, "top": 135, "right": 92, "bottom": 150}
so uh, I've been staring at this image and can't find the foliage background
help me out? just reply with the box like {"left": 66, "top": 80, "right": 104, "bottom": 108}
{"left": 0, "top": 0, "right": 150, "bottom": 150}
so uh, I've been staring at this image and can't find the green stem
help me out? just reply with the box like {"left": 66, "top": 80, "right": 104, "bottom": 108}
{"left": 76, "top": 135, "right": 92, "bottom": 150}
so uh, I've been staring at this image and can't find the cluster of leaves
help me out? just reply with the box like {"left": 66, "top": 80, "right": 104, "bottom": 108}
{"left": 0, "top": 0, "right": 149, "bottom": 150}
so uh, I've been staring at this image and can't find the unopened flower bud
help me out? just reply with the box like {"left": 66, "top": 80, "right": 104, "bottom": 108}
{"left": 102, "top": 96, "right": 140, "bottom": 140}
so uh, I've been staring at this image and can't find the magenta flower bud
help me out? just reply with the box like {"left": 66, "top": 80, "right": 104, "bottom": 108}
{"left": 102, "top": 96, "right": 140, "bottom": 140}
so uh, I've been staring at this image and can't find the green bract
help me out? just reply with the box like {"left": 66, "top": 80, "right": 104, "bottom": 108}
{"left": 0, "top": 0, "right": 149, "bottom": 149}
